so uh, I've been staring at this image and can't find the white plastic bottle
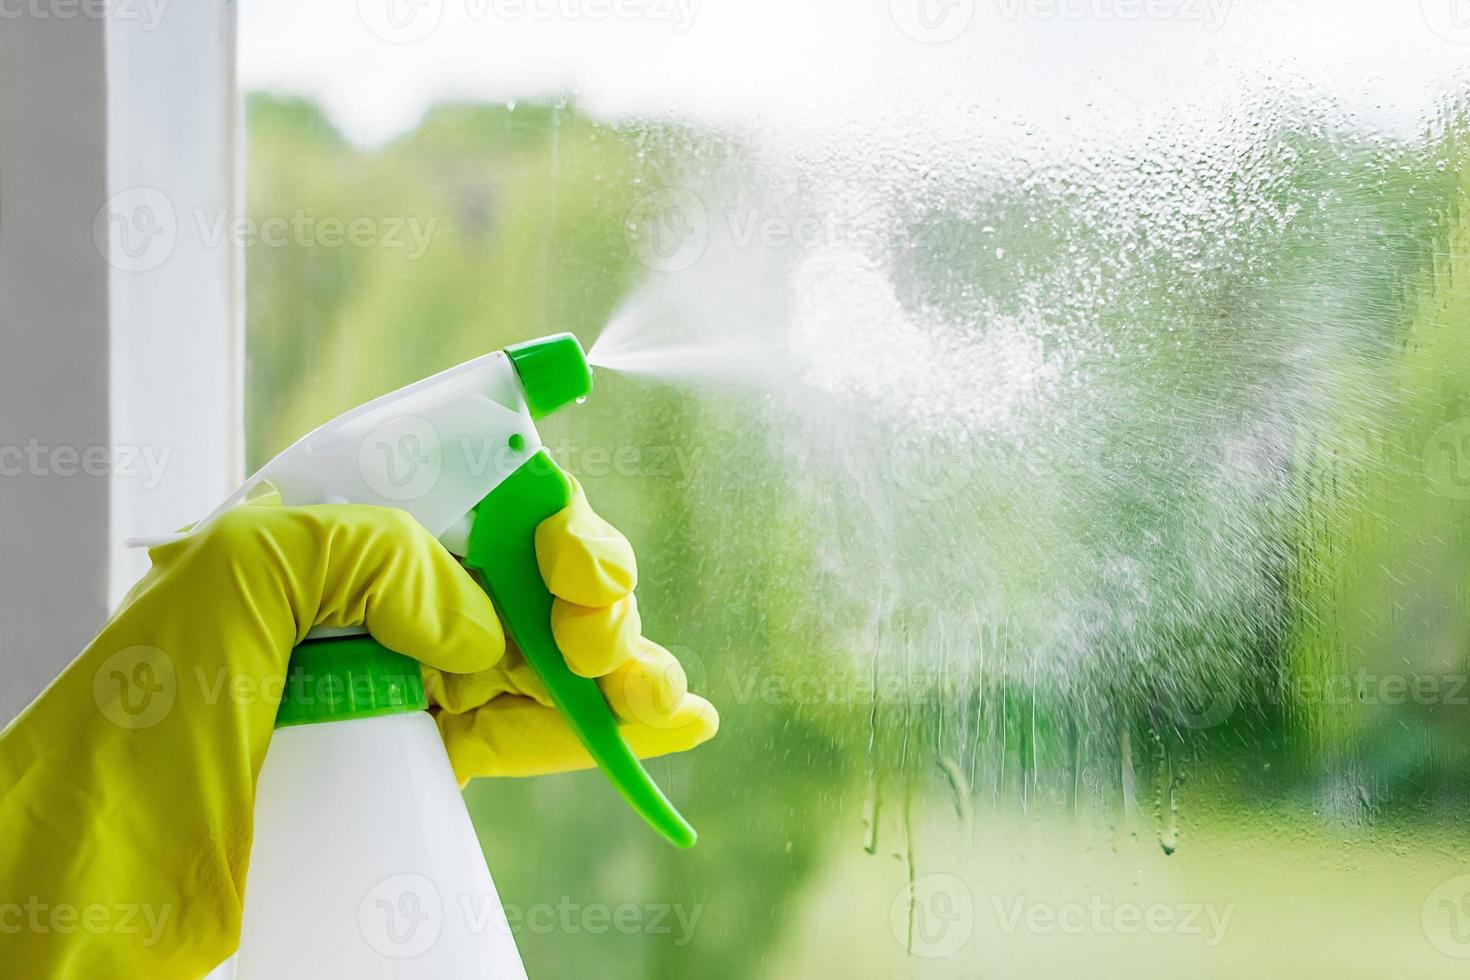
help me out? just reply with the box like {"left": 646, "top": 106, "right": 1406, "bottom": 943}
{"left": 234, "top": 637, "right": 527, "bottom": 979}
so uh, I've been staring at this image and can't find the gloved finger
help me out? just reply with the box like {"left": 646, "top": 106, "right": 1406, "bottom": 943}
{"left": 422, "top": 650, "right": 553, "bottom": 714}
{"left": 312, "top": 506, "right": 507, "bottom": 675}
{"left": 597, "top": 637, "right": 691, "bottom": 727}
{"left": 534, "top": 476, "right": 637, "bottom": 608}
{"left": 549, "top": 594, "right": 642, "bottom": 678}
{"left": 435, "top": 692, "right": 719, "bottom": 780}
{"left": 187, "top": 504, "right": 507, "bottom": 675}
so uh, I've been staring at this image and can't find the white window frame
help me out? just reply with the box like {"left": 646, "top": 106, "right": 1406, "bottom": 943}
{"left": 0, "top": 2, "right": 241, "bottom": 723}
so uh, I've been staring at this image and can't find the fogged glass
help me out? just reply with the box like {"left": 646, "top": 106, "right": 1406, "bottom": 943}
{"left": 241, "top": 2, "right": 1470, "bottom": 976}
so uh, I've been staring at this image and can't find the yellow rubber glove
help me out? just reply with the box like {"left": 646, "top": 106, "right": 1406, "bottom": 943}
{"left": 428, "top": 478, "right": 717, "bottom": 779}
{"left": 0, "top": 489, "right": 716, "bottom": 978}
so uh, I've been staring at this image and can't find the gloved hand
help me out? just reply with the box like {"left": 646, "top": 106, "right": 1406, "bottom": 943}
{"left": 0, "top": 485, "right": 716, "bottom": 978}
{"left": 426, "top": 478, "right": 716, "bottom": 779}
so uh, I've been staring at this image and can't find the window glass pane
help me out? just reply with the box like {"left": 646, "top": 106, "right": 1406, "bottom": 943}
{"left": 241, "top": 3, "right": 1470, "bottom": 976}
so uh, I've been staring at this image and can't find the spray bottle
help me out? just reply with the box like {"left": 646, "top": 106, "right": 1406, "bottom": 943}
{"left": 196, "top": 334, "right": 695, "bottom": 977}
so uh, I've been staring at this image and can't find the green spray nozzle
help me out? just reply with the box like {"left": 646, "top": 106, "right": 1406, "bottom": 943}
{"left": 506, "top": 334, "right": 594, "bottom": 419}
{"left": 472, "top": 335, "right": 697, "bottom": 848}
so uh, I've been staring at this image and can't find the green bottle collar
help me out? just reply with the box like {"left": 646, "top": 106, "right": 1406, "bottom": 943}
{"left": 274, "top": 636, "right": 427, "bottom": 729}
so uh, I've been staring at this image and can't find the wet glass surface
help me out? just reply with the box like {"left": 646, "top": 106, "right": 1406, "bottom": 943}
{"left": 242, "top": 3, "right": 1470, "bottom": 975}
